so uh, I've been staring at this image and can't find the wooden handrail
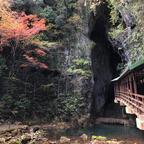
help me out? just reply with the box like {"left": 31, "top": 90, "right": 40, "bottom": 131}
{"left": 120, "top": 91, "right": 144, "bottom": 98}
{"left": 115, "top": 91, "right": 144, "bottom": 116}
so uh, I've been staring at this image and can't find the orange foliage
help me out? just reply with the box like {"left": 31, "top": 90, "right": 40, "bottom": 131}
{"left": 26, "top": 48, "right": 46, "bottom": 56}
{"left": 35, "top": 48, "right": 46, "bottom": 56}
{"left": 22, "top": 54, "right": 48, "bottom": 69}
{"left": 0, "top": 1, "right": 46, "bottom": 48}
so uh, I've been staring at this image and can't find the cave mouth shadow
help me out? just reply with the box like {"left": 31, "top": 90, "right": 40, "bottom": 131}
{"left": 89, "top": 12, "right": 122, "bottom": 117}
{"left": 90, "top": 17, "right": 107, "bottom": 42}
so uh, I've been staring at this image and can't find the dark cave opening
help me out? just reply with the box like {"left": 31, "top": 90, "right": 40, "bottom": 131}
{"left": 90, "top": 17, "right": 106, "bottom": 42}
{"left": 88, "top": 10, "right": 122, "bottom": 117}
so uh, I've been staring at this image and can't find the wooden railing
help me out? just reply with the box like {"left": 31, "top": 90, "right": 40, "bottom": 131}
{"left": 115, "top": 91, "right": 144, "bottom": 116}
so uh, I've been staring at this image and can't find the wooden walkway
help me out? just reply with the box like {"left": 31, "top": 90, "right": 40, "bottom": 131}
{"left": 115, "top": 91, "right": 144, "bottom": 116}
{"left": 112, "top": 59, "right": 144, "bottom": 130}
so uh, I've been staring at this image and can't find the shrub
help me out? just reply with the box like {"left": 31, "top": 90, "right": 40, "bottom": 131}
{"left": 40, "top": 6, "right": 57, "bottom": 23}
{"left": 56, "top": 94, "right": 85, "bottom": 120}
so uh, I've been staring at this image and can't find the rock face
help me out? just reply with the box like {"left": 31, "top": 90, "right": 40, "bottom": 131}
{"left": 109, "top": 0, "right": 144, "bottom": 63}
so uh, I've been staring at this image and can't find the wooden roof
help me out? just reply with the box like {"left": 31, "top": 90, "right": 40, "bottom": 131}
{"left": 112, "top": 58, "right": 144, "bottom": 82}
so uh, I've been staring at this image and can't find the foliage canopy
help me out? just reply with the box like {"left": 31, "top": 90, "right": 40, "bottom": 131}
{"left": 0, "top": 0, "right": 46, "bottom": 49}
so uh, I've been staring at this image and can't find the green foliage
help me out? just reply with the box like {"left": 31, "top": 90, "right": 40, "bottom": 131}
{"left": 90, "top": 2, "right": 97, "bottom": 15}
{"left": 107, "top": 0, "right": 125, "bottom": 41}
{"left": 110, "top": 7, "right": 119, "bottom": 25}
{"left": 67, "top": 14, "right": 82, "bottom": 29}
{"left": 125, "top": 28, "right": 144, "bottom": 63}
{"left": 55, "top": 0, "right": 77, "bottom": 15}
{"left": 0, "top": 0, "right": 90, "bottom": 122}
{"left": 41, "top": 83, "right": 55, "bottom": 89}
{"left": 60, "top": 136, "right": 67, "bottom": 138}
{"left": 0, "top": 81, "right": 31, "bottom": 119}
{"left": 67, "top": 58, "right": 91, "bottom": 78}
{"left": 0, "top": 78, "right": 57, "bottom": 120}
{"left": 109, "top": 0, "right": 144, "bottom": 64}
{"left": 123, "top": 0, "right": 144, "bottom": 26}
{"left": 40, "top": 6, "right": 57, "bottom": 23}
{"left": 14, "top": 96, "right": 30, "bottom": 113}
{"left": 107, "top": 0, "right": 123, "bottom": 26}
{"left": 56, "top": 93, "right": 85, "bottom": 120}
{"left": 123, "top": 0, "right": 144, "bottom": 63}
{"left": 72, "top": 59, "right": 90, "bottom": 66}
{"left": 107, "top": 0, "right": 143, "bottom": 64}
{"left": 91, "top": 135, "right": 107, "bottom": 140}
{"left": 108, "top": 24, "right": 124, "bottom": 38}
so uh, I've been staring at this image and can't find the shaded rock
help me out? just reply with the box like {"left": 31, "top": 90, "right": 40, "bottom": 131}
{"left": 40, "top": 142, "right": 49, "bottom": 144}
{"left": 14, "top": 122, "right": 22, "bottom": 125}
{"left": 72, "top": 140, "right": 79, "bottom": 144}
{"left": 11, "top": 129, "right": 18, "bottom": 137}
{"left": 29, "top": 139, "right": 37, "bottom": 144}
{"left": 49, "top": 140, "right": 57, "bottom": 144}
{"left": 0, "top": 138, "right": 5, "bottom": 143}
{"left": 0, "top": 119, "right": 5, "bottom": 123}
{"left": 8, "top": 138, "right": 21, "bottom": 144}
{"left": 55, "top": 14, "right": 66, "bottom": 28}
{"left": 91, "top": 139, "right": 106, "bottom": 144}
{"left": 80, "top": 133, "right": 88, "bottom": 141}
{"left": 6, "top": 128, "right": 15, "bottom": 133}
{"left": 33, "top": 126, "right": 40, "bottom": 132}
{"left": 106, "top": 139, "right": 127, "bottom": 144}
{"left": 21, "top": 134, "right": 31, "bottom": 144}
{"left": 60, "top": 136, "right": 70, "bottom": 144}
{"left": 106, "top": 140, "right": 119, "bottom": 144}
{"left": 118, "top": 141, "right": 127, "bottom": 144}
{"left": 5, "top": 136, "right": 12, "bottom": 142}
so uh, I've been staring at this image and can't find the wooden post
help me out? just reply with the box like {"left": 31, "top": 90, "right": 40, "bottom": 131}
{"left": 129, "top": 74, "right": 133, "bottom": 93}
{"left": 133, "top": 72, "right": 137, "bottom": 94}
{"left": 132, "top": 72, "right": 138, "bottom": 112}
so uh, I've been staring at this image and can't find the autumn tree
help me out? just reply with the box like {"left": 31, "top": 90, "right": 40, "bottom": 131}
{"left": 0, "top": 0, "right": 46, "bottom": 50}
{"left": 0, "top": 0, "right": 46, "bottom": 76}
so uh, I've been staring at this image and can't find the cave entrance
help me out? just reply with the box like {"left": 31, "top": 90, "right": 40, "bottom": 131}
{"left": 88, "top": 9, "right": 122, "bottom": 117}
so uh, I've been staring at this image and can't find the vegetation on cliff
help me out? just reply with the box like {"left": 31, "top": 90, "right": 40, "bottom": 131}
{"left": 107, "top": 0, "right": 144, "bottom": 64}
{"left": 0, "top": 0, "right": 92, "bottom": 122}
